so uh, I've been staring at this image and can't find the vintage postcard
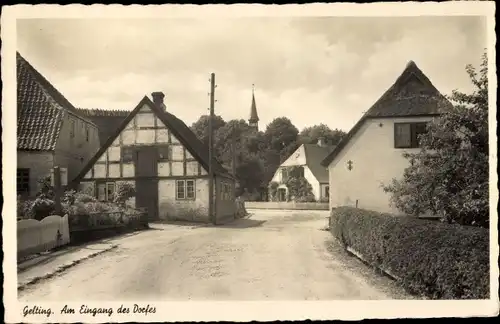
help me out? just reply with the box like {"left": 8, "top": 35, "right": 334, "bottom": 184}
{"left": 2, "top": 2, "right": 498, "bottom": 322}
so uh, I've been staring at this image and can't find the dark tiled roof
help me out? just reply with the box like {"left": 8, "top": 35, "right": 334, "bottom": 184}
{"left": 72, "top": 95, "right": 232, "bottom": 184}
{"left": 364, "top": 60, "right": 453, "bottom": 118}
{"left": 321, "top": 60, "right": 453, "bottom": 167}
{"left": 76, "top": 108, "right": 130, "bottom": 146}
{"left": 303, "top": 144, "right": 333, "bottom": 183}
{"left": 17, "top": 52, "right": 94, "bottom": 151}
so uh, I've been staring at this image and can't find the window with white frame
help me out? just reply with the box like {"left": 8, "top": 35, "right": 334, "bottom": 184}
{"left": 176, "top": 179, "right": 196, "bottom": 200}
{"left": 97, "top": 182, "right": 116, "bottom": 201}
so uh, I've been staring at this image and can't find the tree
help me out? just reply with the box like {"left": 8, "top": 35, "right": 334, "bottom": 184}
{"left": 382, "top": 51, "right": 489, "bottom": 228}
{"left": 264, "top": 117, "right": 299, "bottom": 153}
{"left": 298, "top": 123, "right": 346, "bottom": 146}
{"left": 279, "top": 141, "right": 300, "bottom": 164}
{"left": 190, "top": 114, "right": 226, "bottom": 145}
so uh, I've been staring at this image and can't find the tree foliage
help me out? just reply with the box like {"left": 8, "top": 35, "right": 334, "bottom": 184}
{"left": 264, "top": 117, "right": 299, "bottom": 153}
{"left": 383, "top": 52, "right": 489, "bottom": 228}
{"left": 299, "top": 123, "right": 346, "bottom": 146}
{"left": 190, "top": 114, "right": 226, "bottom": 145}
{"left": 284, "top": 166, "right": 315, "bottom": 202}
{"left": 190, "top": 114, "right": 343, "bottom": 201}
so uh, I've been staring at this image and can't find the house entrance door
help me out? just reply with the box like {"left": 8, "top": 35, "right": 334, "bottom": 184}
{"left": 278, "top": 188, "right": 287, "bottom": 202}
{"left": 134, "top": 146, "right": 159, "bottom": 221}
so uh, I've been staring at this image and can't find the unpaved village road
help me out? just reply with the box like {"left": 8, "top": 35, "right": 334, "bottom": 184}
{"left": 18, "top": 210, "right": 411, "bottom": 301}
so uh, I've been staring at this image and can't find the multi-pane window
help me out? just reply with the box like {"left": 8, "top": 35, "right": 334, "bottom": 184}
{"left": 221, "top": 182, "right": 232, "bottom": 200}
{"left": 17, "top": 168, "right": 30, "bottom": 195}
{"left": 394, "top": 122, "right": 428, "bottom": 148}
{"left": 97, "top": 182, "right": 116, "bottom": 201}
{"left": 122, "top": 147, "right": 135, "bottom": 163}
{"left": 158, "top": 146, "right": 171, "bottom": 161}
{"left": 176, "top": 179, "right": 196, "bottom": 200}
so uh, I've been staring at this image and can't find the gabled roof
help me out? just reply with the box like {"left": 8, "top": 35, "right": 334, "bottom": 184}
{"left": 17, "top": 52, "right": 95, "bottom": 151}
{"left": 76, "top": 108, "right": 130, "bottom": 146}
{"left": 72, "top": 95, "right": 233, "bottom": 184}
{"left": 321, "top": 60, "right": 453, "bottom": 167}
{"left": 303, "top": 144, "right": 333, "bottom": 183}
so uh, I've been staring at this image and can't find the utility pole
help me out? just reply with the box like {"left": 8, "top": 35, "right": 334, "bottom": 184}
{"left": 208, "top": 73, "right": 216, "bottom": 225}
{"left": 231, "top": 130, "right": 237, "bottom": 201}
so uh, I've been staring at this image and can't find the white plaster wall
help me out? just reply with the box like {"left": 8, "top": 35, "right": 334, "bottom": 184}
{"left": 158, "top": 162, "right": 171, "bottom": 176}
{"left": 109, "top": 164, "right": 120, "bottom": 178}
{"left": 94, "top": 164, "right": 106, "bottom": 178}
{"left": 123, "top": 163, "right": 134, "bottom": 177}
{"left": 327, "top": 116, "right": 436, "bottom": 214}
{"left": 171, "top": 162, "right": 184, "bottom": 176}
{"left": 172, "top": 145, "right": 184, "bottom": 160}
{"left": 304, "top": 166, "right": 321, "bottom": 201}
{"left": 136, "top": 113, "right": 155, "bottom": 127}
{"left": 186, "top": 161, "right": 198, "bottom": 176}
{"left": 136, "top": 129, "right": 155, "bottom": 144}
{"left": 156, "top": 129, "right": 169, "bottom": 143}
{"left": 280, "top": 145, "right": 307, "bottom": 167}
{"left": 158, "top": 178, "right": 209, "bottom": 221}
{"left": 108, "top": 146, "right": 120, "bottom": 162}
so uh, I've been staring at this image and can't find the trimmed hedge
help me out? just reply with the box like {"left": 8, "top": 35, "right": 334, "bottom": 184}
{"left": 330, "top": 207, "right": 489, "bottom": 299}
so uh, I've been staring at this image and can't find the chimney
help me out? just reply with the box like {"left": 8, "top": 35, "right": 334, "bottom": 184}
{"left": 317, "top": 137, "right": 326, "bottom": 147}
{"left": 151, "top": 92, "right": 166, "bottom": 110}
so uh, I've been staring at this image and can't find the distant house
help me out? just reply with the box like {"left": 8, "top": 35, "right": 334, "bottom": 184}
{"left": 270, "top": 138, "right": 333, "bottom": 202}
{"left": 320, "top": 61, "right": 453, "bottom": 214}
{"left": 71, "top": 92, "right": 236, "bottom": 223}
{"left": 17, "top": 52, "right": 101, "bottom": 198}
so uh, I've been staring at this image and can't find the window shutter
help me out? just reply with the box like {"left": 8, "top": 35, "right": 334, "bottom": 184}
{"left": 394, "top": 123, "right": 411, "bottom": 148}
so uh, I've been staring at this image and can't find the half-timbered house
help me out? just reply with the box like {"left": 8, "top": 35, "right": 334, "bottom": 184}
{"left": 71, "top": 92, "right": 236, "bottom": 223}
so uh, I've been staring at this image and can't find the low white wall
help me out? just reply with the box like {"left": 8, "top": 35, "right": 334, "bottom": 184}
{"left": 17, "top": 215, "right": 71, "bottom": 259}
{"left": 245, "top": 201, "right": 329, "bottom": 210}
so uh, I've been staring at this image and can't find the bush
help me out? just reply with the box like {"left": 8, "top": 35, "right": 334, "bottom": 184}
{"left": 330, "top": 206, "right": 489, "bottom": 299}
{"left": 31, "top": 195, "right": 56, "bottom": 220}
{"left": 113, "top": 182, "right": 136, "bottom": 206}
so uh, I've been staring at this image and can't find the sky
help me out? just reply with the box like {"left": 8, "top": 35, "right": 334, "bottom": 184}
{"left": 17, "top": 16, "right": 487, "bottom": 132}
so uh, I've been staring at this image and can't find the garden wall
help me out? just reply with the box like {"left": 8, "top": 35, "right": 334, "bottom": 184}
{"left": 17, "top": 215, "right": 71, "bottom": 259}
{"left": 245, "top": 201, "right": 329, "bottom": 210}
{"left": 329, "top": 206, "right": 490, "bottom": 299}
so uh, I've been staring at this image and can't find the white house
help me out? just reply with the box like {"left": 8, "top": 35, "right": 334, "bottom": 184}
{"left": 270, "top": 138, "right": 332, "bottom": 202}
{"left": 320, "top": 61, "right": 453, "bottom": 214}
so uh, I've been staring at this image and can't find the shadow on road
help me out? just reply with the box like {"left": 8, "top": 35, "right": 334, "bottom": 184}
{"left": 217, "top": 218, "right": 266, "bottom": 229}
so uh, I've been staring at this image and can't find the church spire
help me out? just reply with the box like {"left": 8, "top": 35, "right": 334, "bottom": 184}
{"left": 249, "top": 84, "right": 259, "bottom": 131}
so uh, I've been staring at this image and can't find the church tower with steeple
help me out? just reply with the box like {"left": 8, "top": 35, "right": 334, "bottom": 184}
{"left": 248, "top": 84, "right": 259, "bottom": 131}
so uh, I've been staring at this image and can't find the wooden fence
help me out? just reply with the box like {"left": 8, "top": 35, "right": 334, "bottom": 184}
{"left": 17, "top": 215, "right": 71, "bottom": 260}
{"left": 244, "top": 201, "right": 329, "bottom": 210}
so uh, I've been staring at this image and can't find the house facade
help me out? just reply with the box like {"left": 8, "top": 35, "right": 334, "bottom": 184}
{"left": 321, "top": 61, "right": 453, "bottom": 214}
{"left": 17, "top": 52, "right": 101, "bottom": 198}
{"left": 72, "top": 92, "right": 236, "bottom": 223}
{"left": 270, "top": 139, "right": 332, "bottom": 202}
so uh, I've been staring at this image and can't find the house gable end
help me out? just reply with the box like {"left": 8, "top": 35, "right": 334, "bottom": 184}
{"left": 321, "top": 60, "right": 451, "bottom": 167}
{"left": 73, "top": 96, "right": 232, "bottom": 185}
